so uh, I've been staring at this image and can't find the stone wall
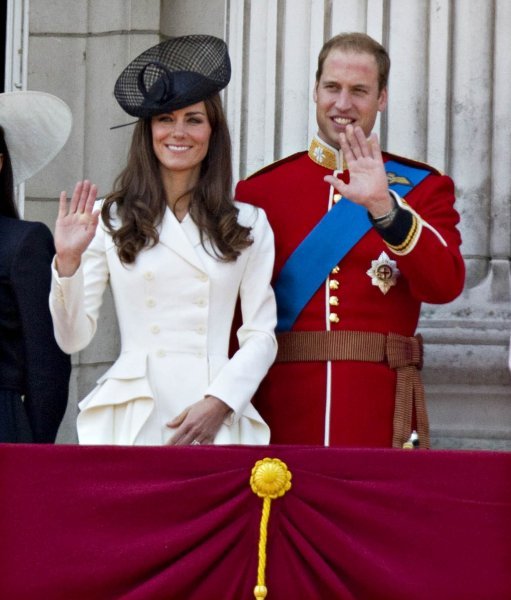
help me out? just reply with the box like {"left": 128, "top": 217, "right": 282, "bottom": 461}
{"left": 20, "top": 0, "right": 511, "bottom": 447}
{"left": 224, "top": 0, "right": 511, "bottom": 449}
{"left": 24, "top": 0, "right": 162, "bottom": 442}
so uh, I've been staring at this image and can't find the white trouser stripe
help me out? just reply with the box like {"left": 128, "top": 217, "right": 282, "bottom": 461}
{"left": 324, "top": 360, "right": 332, "bottom": 446}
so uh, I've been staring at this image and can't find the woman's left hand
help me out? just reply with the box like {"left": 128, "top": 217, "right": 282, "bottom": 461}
{"left": 166, "top": 395, "right": 232, "bottom": 445}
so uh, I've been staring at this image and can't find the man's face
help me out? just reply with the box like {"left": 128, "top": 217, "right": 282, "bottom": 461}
{"left": 313, "top": 49, "right": 387, "bottom": 148}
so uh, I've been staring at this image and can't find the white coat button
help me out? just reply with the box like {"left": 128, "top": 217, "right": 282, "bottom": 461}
{"left": 156, "top": 349, "right": 166, "bottom": 357}
{"left": 146, "top": 297, "right": 156, "bottom": 307}
{"left": 196, "top": 326, "right": 206, "bottom": 335}
{"left": 195, "top": 298, "right": 207, "bottom": 307}
{"left": 144, "top": 271, "right": 155, "bottom": 281}
{"left": 150, "top": 324, "right": 160, "bottom": 334}
{"left": 197, "top": 273, "right": 208, "bottom": 282}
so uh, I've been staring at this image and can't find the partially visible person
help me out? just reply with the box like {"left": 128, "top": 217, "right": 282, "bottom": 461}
{"left": 236, "top": 32, "right": 465, "bottom": 449}
{"left": 50, "top": 35, "right": 277, "bottom": 446}
{"left": 0, "top": 91, "right": 72, "bottom": 442}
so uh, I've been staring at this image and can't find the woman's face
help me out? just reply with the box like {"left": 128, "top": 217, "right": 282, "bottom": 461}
{"left": 151, "top": 101, "right": 212, "bottom": 179}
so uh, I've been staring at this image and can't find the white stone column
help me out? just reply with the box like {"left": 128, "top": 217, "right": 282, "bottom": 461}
{"left": 225, "top": 0, "right": 511, "bottom": 448}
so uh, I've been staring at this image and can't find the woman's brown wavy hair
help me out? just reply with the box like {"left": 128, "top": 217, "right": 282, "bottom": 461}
{"left": 101, "top": 93, "right": 252, "bottom": 264}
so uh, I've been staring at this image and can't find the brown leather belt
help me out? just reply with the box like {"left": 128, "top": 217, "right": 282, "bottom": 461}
{"left": 275, "top": 330, "right": 429, "bottom": 449}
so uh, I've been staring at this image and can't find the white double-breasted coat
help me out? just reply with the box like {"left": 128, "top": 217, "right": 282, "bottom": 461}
{"left": 50, "top": 202, "right": 277, "bottom": 445}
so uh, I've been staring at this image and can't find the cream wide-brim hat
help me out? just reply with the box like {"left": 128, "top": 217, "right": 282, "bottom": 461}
{"left": 0, "top": 91, "right": 72, "bottom": 185}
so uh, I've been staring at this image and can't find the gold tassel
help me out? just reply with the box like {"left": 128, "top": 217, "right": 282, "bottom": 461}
{"left": 250, "top": 458, "right": 292, "bottom": 599}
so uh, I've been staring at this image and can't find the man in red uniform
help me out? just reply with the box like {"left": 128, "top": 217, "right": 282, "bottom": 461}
{"left": 235, "top": 32, "right": 465, "bottom": 448}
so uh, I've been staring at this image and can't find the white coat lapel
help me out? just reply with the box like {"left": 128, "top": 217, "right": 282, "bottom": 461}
{"left": 158, "top": 208, "right": 206, "bottom": 271}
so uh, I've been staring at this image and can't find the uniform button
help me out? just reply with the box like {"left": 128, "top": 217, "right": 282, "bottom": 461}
{"left": 329, "top": 280, "right": 339, "bottom": 290}
{"left": 331, "top": 266, "right": 340, "bottom": 274}
{"left": 195, "top": 298, "right": 207, "bottom": 307}
{"left": 150, "top": 324, "right": 160, "bottom": 334}
{"left": 144, "top": 271, "right": 155, "bottom": 281}
{"left": 196, "top": 351, "right": 205, "bottom": 358}
{"left": 146, "top": 297, "right": 156, "bottom": 307}
{"left": 333, "top": 193, "right": 342, "bottom": 203}
{"left": 156, "top": 349, "right": 166, "bottom": 358}
{"left": 196, "top": 326, "right": 206, "bottom": 335}
{"left": 329, "top": 296, "right": 339, "bottom": 306}
{"left": 329, "top": 313, "right": 340, "bottom": 324}
{"left": 197, "top": 273, "right": 208, "bottom": 282}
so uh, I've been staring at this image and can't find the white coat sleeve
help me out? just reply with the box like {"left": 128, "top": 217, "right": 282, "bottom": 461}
{"left": 49, "top": 219, "right": 110, "bottom": 354}
{"left": 205, "top": 208, "right": 278, "bottom": 419}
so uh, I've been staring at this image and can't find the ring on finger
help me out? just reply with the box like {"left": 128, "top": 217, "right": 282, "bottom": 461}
{"left": 191, "top": 439, "right": 201, "bottom": 446}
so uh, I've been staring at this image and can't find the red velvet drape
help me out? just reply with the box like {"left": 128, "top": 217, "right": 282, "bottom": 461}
{"left": 1, "top": 445, "right": 510, "bottom": 600}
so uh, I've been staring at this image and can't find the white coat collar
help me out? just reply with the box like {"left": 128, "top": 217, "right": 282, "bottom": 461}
{"left": 158, "top": 207, "right": 207, "bottom": 272}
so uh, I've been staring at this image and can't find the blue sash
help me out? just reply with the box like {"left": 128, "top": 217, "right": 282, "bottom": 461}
{"left": 275, "top": 160, "right": 430, "bottom": 332}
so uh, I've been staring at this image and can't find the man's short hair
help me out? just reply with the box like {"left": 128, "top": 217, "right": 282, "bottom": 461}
{"left": 315, "top": 32, "right": 390, "bottom": 92}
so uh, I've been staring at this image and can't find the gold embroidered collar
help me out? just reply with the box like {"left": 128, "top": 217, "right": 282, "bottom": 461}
{"left": 308, "top": 135, "right": 342, "bottom": 170}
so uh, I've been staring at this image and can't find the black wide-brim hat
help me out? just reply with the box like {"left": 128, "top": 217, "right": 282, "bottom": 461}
{"left": 114, "top": 34, "right": 231, "bottom": 118}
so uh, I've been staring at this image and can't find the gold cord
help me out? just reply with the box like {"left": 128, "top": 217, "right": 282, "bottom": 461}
{"left": 250, "top": 458, "right": 292, "bottom": 599}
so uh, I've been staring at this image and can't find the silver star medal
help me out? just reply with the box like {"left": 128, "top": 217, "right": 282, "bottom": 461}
{"left": 366, "top": 251, "right": 400, "bottom": 294}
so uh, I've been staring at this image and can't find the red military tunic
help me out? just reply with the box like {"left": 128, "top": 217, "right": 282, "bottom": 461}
{"left": 235, "top": 135, "right": 464, "bottom": 447}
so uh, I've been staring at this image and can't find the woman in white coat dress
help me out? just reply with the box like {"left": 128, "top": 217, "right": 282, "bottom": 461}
{"left": 50, "top": 35, "right": 277, "bottom": 446}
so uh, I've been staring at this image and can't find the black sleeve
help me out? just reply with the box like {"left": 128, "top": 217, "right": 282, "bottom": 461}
{"left": 10, "top": 222, "right": 71, "bottom": 442}
{"left": 369, "top": 202, "right": 415, "bottom": 247}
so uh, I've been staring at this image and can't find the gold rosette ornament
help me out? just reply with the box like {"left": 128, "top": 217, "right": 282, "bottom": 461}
{"left": 250, "top": 458, "right": 292, "bottom": 599}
